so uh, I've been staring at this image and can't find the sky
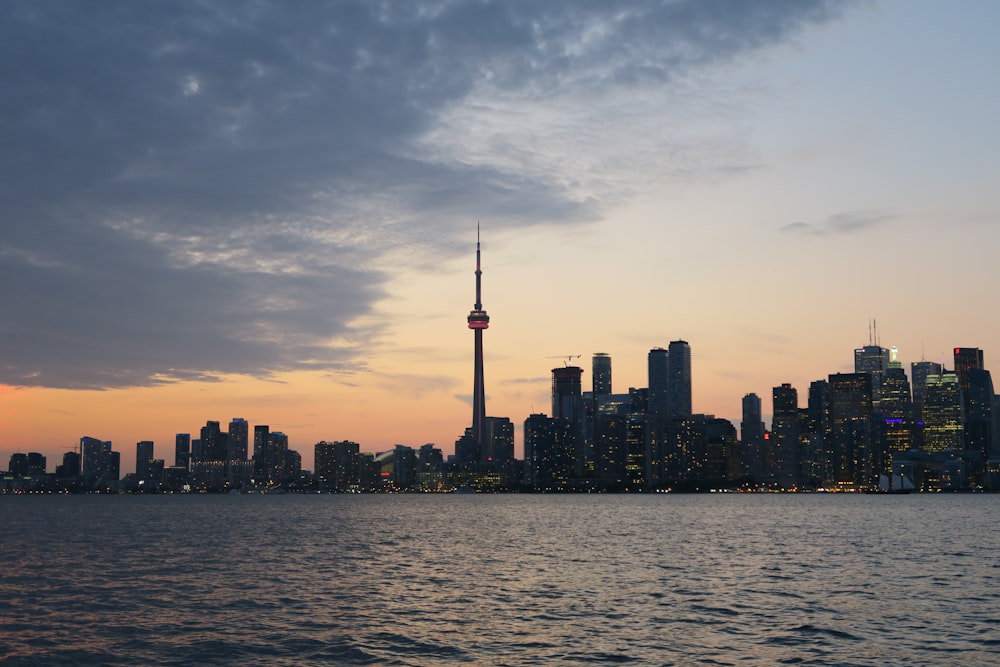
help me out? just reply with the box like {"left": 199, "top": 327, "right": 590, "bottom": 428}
{"left": 3, "top": 0, "right": 1000, "bottom": 474}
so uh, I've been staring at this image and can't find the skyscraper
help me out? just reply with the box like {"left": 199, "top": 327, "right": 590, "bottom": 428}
{"left": 953, "top": 347, "right": 984, "bottom": 395}
{"left": 740, "top": 392, "right": 765, "bottom": 480}
{"left": 647, "top": 348, "right": 668, "bottom": 416}
{"left": 854, "top": 344, "right": 890, "bottom": 401}
{"left": 964, "top": 368, "right": 994, "bottom": 482}
{"left": 552, "top": 365, "right": 584, "bottom": 475}
{"left": 136, "top": 440, "right": 154, "bottom": 480}
{"left": 828, "top": 372, "right": 874, "bottom": 489}
{"left": 770, "top": 383, "right": 800, "bottom": 487}
{"left": 228, "top": 418, "right": 249, "bottom": 462}
{"left": 592, "top": 353, "right": 612, "bottom": 396}
{"left": 911, "top": 360, "right": 942, "bottom": 420}
{"left": 523, "top": 413, "right": 575, "bottom": 491}
{"left": 667, "top": 340, "right": 692, "bottom": 419}
{"left": 467, "top": 226, "right": 490, "bottom": 456}
{"left": 199, "top": 421, "right": 224, "bottom": 463}
{"left": 253, "top": 424, "right": 270, "bottom": 481}
{"left": 922, "top": 372, "right": 965, "bottom": 453}
{"left": 79, "top": 436, "right": 119, "bottom": 489}
{"left": 174, "top": 433, "right": 190, "bottom": 470}
{"left": 552, "top": 366, "right": 583, "bottom": 422}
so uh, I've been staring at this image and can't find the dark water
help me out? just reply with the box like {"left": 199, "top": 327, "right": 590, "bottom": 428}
{"left": 2, "top": 494, "right": 999, "bottom": 666}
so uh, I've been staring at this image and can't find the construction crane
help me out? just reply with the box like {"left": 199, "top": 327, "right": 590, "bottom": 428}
{"left": 545, "top": 354, "right": 581, "bottom": 367}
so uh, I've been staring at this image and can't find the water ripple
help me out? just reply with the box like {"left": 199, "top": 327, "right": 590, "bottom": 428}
{"left": 2, "top": 494, "right": 1000, "bottom": 666}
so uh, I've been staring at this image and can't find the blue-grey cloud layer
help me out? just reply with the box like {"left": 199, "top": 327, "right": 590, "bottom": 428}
{"left": 0, "top": 0, "right": 847, "bottom": 389}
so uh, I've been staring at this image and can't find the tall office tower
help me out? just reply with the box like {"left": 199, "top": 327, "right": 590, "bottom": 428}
{"left": 806, "top": 380, "right": 831, "bottom": 435}
{"left": 741, "top": 393, "right": 764, "bottom": 442}
{"left": 880, "top": 363, "right": 913, "bottom": 419}
{"left": 911, "top": 360, "right": 943, "bottom": 420}
{"left": 964, "top": 368, "right": 994, "bottom": 482}
{"left": 667, "top": 340, "right": 692, "bottom": 419}
{"left": 770, "top": 384, "right": 800, "bottom": 487}
{"left": 828, "top": 373, "right": 874, "bottom": 489}
{"left": 523, "top": 413, "right": 576, "bottom": 491}
{"left": 740, "top": 393, "right": 765, "bottom": 480}
{"left": 854, "top": 344, "right": 890, "bottom": 404}
{"left": 954, "top": 349, "right": 986, "bottom": 462}
{"left": 136, "top": 440, "right": 154, "bottom": 480}
{"left": 228, "top": 418, "right": 249, "bottom": 461}
{"left": 467, "top": 226, "right": 491, "bottom": 456}
{"left": 552, "top": 365, "right": 584, "bottom": 473}
{"left": 199, "top": 420, "right": 224, "bottom": 462}
{"left": 593, "top": 353, "right": 612, "bottom": 396}
{"left": 253, "top": 424, "right": 270, "bottom": 480}
{"left": 921, "top": 372, "right": 965, "bottom": 453}
{"left": 174, "top": 433, "right": 191, "bottom": 470}
{"left": 953, "top": 347, "right": 984, "bottom": 394}
{"left": 552, "top": 365, "right": 583, "bottom": 422}
{"left": 314, "top": 441, "right": 330, "bottom": 479}
{"left": 805, "top": 380, "right": 831, "bottom": 484}
{"left": 648, "top": 347, "right": 669, "bottom": 416}
{"left": 880, "top": 364, "right": 915, "bottom": 458}
{"left": 269, "top": 431, "right": 289, "bottom": 482}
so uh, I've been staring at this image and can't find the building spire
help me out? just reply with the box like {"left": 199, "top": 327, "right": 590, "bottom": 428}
{"left": 475, "top": 221, "right": 483, "bottom": 310}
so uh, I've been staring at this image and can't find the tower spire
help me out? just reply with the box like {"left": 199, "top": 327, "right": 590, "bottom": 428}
{"left": 475, "top": 222, "right": 483, "bottom": 310}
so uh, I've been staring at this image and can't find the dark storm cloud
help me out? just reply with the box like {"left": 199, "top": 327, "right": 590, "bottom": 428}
{"left": 0, "top": 0, "right": 848, "bottom": 389}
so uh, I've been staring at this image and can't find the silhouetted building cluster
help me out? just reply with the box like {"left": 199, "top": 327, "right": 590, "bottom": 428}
{"left": 4, "top": 234, "right": 999, "bottom": 494}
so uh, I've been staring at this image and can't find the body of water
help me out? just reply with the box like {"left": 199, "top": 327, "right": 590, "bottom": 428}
{"left": 1, "top": 493, "right": 998, "bottom": 665}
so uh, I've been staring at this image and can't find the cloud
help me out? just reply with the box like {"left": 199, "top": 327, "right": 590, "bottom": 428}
{"left": 0, "top": 1, "right": 850, "bottom": 389}
{"left": 779, "top": 211, "right": 895, "bottom": 236}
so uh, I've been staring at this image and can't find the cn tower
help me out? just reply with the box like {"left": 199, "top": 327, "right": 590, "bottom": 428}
{"left": 467, "top": 225, "right": 490, "bottom": 453}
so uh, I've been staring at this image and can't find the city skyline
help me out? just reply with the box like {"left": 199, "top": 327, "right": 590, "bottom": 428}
{"left": 4, "top": 334, "right": 996, "bottom": 479}
{"left": 3, "top": 2, "right": 1000, "bottom": 474}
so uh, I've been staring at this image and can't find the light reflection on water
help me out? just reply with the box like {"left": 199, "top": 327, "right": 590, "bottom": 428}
{"left": 2, "top": 494, "right": 999, "bottom": 666}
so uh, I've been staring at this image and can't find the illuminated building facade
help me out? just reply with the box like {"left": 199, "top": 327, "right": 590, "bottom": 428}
{"left": 828, "top": 373, "right": 874, "bottom": 489}
{"left": 921, "top": 372, "right": 964, "bottom": 453}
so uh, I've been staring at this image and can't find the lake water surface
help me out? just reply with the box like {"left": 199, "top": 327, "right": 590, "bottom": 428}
{"left": 2, "top": 493, "right": 998, "bottom": 665}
